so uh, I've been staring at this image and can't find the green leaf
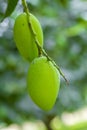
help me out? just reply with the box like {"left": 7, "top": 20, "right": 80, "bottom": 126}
{"left": 66, "top": 23, "right": 85, "bottom": 37}
{"left": 4, "top": 0, "right": 19, "bottom": 18}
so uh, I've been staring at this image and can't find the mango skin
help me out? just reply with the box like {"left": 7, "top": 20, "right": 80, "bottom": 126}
{"left": 13, "top": 13, "right": 43, "bottom": 61}
{"left": 27, "top": 56, "right": 60, "bottom": 111}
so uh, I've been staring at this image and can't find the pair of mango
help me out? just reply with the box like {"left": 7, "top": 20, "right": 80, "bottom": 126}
{"left": 14, "top": 13, "right": 60, "bottom": 111}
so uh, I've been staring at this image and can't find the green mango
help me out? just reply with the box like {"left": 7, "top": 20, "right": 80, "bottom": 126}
{"left": 14, "top": 13, "right": 43, "bottom": 61}
{"left": 27, "top": 56, "right": 60, "bottom": 111}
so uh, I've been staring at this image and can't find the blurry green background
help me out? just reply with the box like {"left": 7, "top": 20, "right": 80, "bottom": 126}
{"left": 0, "top": 0, "right": 87, "bottom": 130}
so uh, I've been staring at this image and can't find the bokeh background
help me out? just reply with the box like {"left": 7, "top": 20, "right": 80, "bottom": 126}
{"left": 0, "top": 0, "right": 87, "bottom": 130}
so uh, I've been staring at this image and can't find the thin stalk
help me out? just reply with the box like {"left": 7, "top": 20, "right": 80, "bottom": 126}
{"left": 22, "top": 0, "right": 29, "bottom": 14}
{"left": 21, "top": 0, "right": 68, "bottom": 85}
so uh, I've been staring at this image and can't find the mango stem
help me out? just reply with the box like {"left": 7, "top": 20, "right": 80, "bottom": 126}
{"left": 21, "top": 0, "right": 69, "bottom": 85}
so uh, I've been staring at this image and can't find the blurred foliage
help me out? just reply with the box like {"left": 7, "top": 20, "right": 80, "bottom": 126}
{"left": 0, "top": 0, "right": 87, "bottom": 129}
{"left": 4, "top": 0, "right": 19, "bottom": 19}
{"left": 50, "top": 116, "right": 87, "bottom": 130}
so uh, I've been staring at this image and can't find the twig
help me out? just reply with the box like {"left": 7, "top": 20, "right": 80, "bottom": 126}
{"left": 21, "top": 0, "right": 69, "bottom": 85}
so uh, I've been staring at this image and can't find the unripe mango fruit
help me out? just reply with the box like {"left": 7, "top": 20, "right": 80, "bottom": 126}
{"left": 13, "top": 13, "right": 43, "bottom": 61}
{"left": 27, "top": 56, "right": 60, "bottom": 111}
